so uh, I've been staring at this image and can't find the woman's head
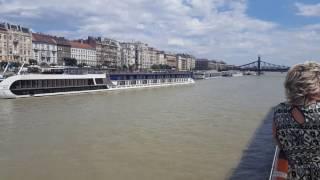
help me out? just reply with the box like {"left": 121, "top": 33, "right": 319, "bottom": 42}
{"left": 285, "top": 61, "right": 320, "bottom": 106}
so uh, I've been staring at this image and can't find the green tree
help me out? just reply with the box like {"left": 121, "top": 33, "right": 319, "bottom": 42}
{"left": 0, "top": 61, "right": 8, "bottom": 70}
{"left": 29, "top": 59, "right": 38, "bottom": 65}
{"left": 40, "top": 62, "right": 49, "bottom": 67}
{"left": 11, "top": 62, "right": 22, "bottom": 68}
{"left": 102, "top": 61, "right": 110, "bottom": 67}
{"left": 129, "top": 64, "right": 135, "bottom": 72}
{"left": 96, "top": 64, "right": 102, "bottom": 69}
{"left": 122, "top": 64, "right": 128, "bottom": 71}
{"left": 159, "top": 64, "right": 171, "bottom": 70}
{"left": 64, "top": 58, "right": 77, "bottom": 66}
{"left": 151, "top": 64, "right": 160, "bottom": 70}
{"left": 77, "top": 63, "right": 87, "bottom": 68}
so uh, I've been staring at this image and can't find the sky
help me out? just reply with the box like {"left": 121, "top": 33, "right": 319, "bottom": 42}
{"left": 0, "top": 0, "right": 320, "bottom": 65}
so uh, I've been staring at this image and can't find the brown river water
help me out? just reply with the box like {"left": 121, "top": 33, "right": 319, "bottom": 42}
{"left": 0, "top": 73, "right": 285, "bottom": 180}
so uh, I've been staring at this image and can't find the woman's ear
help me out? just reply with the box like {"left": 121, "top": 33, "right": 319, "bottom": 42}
{"left": 313, "top": 93, "right": 320, "bottom": 100}
{"left": 307, "top": 94, "right": 320, "bottom": 104}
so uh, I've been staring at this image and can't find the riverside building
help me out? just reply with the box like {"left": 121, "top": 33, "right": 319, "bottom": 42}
{"left": 164, "top": 52, "right": 177, "bottom": 69}
{"left": 177, "top": 54, "right": 188, "bottom": 71}
{"left": 32, "top": 33, "right": 58, "bottom": 65}
{"left": 156, "top": 51, "right": 166, "bottom": 65}
{"left": 70, "top": 41, "right": 96, "bottom": 66}
{"left": 120, "top": 42, "right": 136, "bottom": 68}
{"left": 135, "top": 42, "right": 150, "bottom": 70}
{"left": 148, "top": 47, "right": 158, "bottom": 66}
{"left": 186, "top": 54, "right": 196, "bottom": 71}
{"left": 53, "top": 37, "right": 71, "bottom": 65}
{"left": 0, "top": 22, "right": 32, "bottom": 63}
{"left": 96, "top": 37, "right": 121, "bottom": 68}
{"left": 195, "top": 59, "right": 227, "bottom": 71}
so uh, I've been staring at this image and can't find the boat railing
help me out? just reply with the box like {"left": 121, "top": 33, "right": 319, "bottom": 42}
{"left": 109, "top": 71, "right": 193, "bottom": 75}
{"left": 269, "top": 146, "right": 288, "bottom": 180}
{"left": 269, "top": 146, "right": 280, "bottom": 180}
{"left": 63, "top": 68, "right": 106, "bottom": 75}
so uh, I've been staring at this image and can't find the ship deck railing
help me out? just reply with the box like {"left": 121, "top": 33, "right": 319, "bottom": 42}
{"left": 269, "top": 146, "right": 288, "bottom": 180}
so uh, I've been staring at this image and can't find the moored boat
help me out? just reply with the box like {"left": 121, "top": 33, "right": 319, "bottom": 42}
{"left": 0, "top": 70, "right": 195, "bottom": 99}
{"left": 232, "top": 71, "right": 243, "bottom": 77}
{"left": 0, "top": 73, "right": 109, "bottom": 98}
{"left": 192, "top": 70, "right": 222, "bottom": 80}
{"left": 108, "top": 72, "right": 194, "bottom": 89}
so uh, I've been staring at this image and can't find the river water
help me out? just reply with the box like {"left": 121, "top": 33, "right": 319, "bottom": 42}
{"left": 0, "top": 73, "right": 286, "bottom": 180}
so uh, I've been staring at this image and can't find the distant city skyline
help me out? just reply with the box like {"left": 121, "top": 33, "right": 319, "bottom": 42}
{"left": 1, "top": 0, "right": 319, "bottom": 65}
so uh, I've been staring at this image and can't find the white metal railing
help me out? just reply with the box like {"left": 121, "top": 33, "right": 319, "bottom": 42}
{"left": 115, "top": 78, "right": 191, "bottom": 87}
{"left": 269, "top": 146, "right": 288, "bottom": 180}
{"left": 269, "top": 146, "right": 280, "bottom": 180}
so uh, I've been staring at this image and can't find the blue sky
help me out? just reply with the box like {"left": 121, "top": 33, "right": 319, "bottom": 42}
{"left": 247, "top": 0, "right": 320, "bottom": 27}
{"left": 0, "top": 0, "right": 320, "bottom": 65}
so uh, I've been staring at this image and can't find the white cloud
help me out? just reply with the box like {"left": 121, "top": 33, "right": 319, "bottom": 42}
{"left": 0, "top": 0, "right": 319, "bottom": 65}
{"left": 295, "top": 2, "right": 320, "bottom": 17}
{"left": 168, "top": 38, "right": 187, "bottom": 46}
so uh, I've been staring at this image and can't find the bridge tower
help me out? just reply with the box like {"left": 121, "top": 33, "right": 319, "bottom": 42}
{"left": 257, "top": 56, "right": 261, "bottom": 75}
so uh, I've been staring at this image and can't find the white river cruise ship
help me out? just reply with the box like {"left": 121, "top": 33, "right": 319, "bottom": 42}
{"left": 0, "top": 68, "right": 194, "bottom": 99}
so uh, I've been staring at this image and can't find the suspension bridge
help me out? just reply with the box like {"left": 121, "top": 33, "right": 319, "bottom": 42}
{"left": 237, "top": 56, "right": 290, "bottom": 75}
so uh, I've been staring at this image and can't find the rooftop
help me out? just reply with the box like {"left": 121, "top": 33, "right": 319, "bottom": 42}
{"left": 0, "top": 22, "right": 30, "bottom": 33}
{"left": 32, "top": 33, "right": 57, "bottom": 44}
{"left": 70, "top": 41, "right": 95, "bottom": 49}
{"left": 52, "top": 37, "right": 71, "bottom": 46}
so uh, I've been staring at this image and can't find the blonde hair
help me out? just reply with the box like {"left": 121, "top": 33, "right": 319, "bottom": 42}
{"left": 285, "top": 61, "right": 320, "bottom": 105}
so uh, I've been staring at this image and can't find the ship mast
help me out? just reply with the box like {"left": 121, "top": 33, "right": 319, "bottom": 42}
{"left": 17, "top": 62, "right": 26, "bottom": 75}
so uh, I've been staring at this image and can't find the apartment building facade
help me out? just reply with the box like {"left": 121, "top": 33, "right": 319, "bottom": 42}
{"left": 164, "top": 52, "right": 177, "bottom": 69}
{"left": 70, "top": 41, "right": 96, "bottom": 66}
{"left": 53, "top": 37, "right": 71, "bottom": 65}
{"left": 96, "top": 37, "right": 120, "bottom": 68}
{"left": 32, "top": 33, "right": 58, "bottom": 65}
{"left": 0, "top": 22, "right": 32, "bottom": 63}
{"left": 135, "top": 42, "right": 150, "bottom": 70}
{"left": 120, "top": 42, "right": 136, "bottom": 67}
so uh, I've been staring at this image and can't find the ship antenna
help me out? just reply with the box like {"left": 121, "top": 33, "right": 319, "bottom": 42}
{"left": 17, "top": 62, "right": 26, "bottom": 75}
{"left": 2, "top": 62, "right": 10, "bottom": 76}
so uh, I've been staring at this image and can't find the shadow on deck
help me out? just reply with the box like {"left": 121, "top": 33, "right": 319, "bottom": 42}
{"left": 229, "top": 109, "right": 275, "bottom": 180}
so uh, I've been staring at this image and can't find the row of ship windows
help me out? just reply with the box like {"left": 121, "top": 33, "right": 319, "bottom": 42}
{"left": 10, "top": 79, "right": 105, "bottom": 90}
{"left": 117, "top": 78, "right": 189, "bottom": 85}
{"left": 111, "top": 75, "right": 191, "bottom": 80}
{"left": 11, "top": 86, "right": 108, "bottom": 96}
